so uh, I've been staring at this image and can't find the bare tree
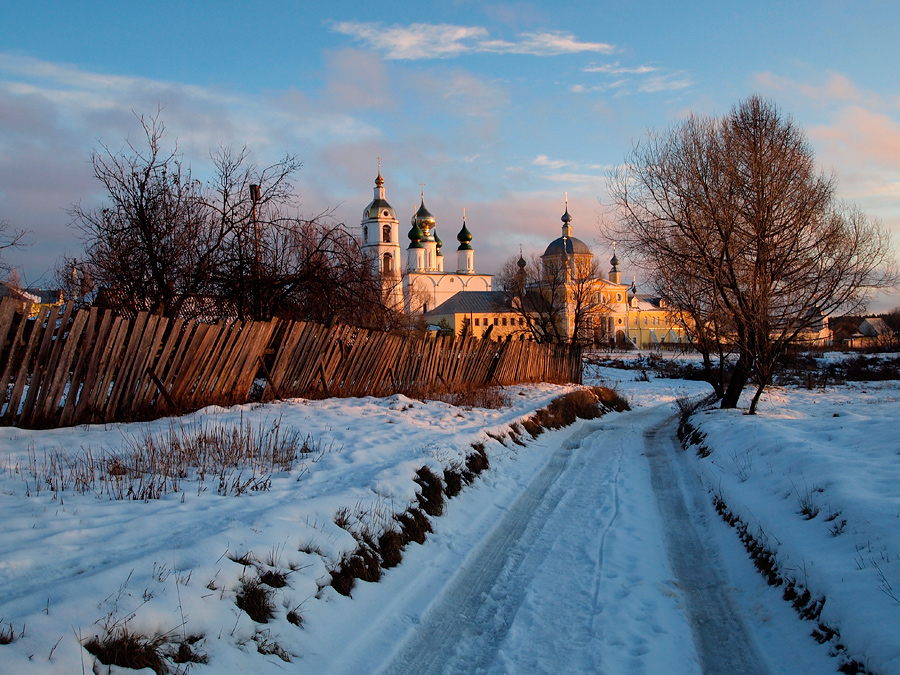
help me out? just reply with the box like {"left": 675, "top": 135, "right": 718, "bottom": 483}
{"left": 71, "top": 113, "right": 301, "bottom": 319}
{"left": 497, "top": 253, "right": 612, "bottom": 346}
{"left": 608, "top": 96, "right": 896, "bottom": 412}
{"left": 0, "top": 220, "right": 27, "bottom": 279}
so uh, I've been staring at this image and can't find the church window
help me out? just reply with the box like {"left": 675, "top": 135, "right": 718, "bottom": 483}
{"left": 474, "top": 318, "right": 480, "bottom": 326}
{"left": 382, "top": 253, "right": 392, "bottom": 274}
{"left": 494, "top": 318, "right": 499, "bottom": 326}
{"left": 644, "top": 317, "right": 648, "bottom": 325}
{"left": 382, "top": 224, "right": 391, "bottom": 243}
{"left": 502, "top": 317, "right": 508, "bottom": 326}
{"left": 616, "top": 293, "right": 622, "bottom": 302}
{"left": 363, "top": 225, "right": 368, "bottom": 242}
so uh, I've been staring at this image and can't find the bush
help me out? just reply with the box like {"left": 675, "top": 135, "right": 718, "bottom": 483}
{"left": 236, "top": 578, "right": 275, "bottom": 623}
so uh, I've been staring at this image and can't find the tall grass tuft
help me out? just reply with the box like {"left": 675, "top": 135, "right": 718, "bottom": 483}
{"left": 17, "top": 418, "right": 327, "bottom": 500}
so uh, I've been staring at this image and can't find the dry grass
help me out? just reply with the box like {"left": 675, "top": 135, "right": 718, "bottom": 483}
{"left": 16, "top": 418, "right": 329, "bottom": 500}
{"left": 84, "top": 629, "right": 167, "bottom": 675}
{"left": 0, "top": 621, "right": 16, "bottom": 645}
{"left": 414, "top": 466, "right": 445, "bottom": 517}
{"left": 235, "top": 578, "right": 275, "bottom": 623}
{"left": 433, "top": 385, "right": 511, "bottom": 409}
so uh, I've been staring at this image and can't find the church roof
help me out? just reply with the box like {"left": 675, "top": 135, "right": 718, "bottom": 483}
{"left": 424, "top": 291, "right": 512, "bottom": 317}
{"left": 364, "top": 198, "right": 396, "bottom": 220}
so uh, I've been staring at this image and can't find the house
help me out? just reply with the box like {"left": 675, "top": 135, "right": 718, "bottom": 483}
{"left": 424, "top": 290, "right": 525, "bottom": 340}
{"left": 849, "top": 317, "right": 896, "bottom": 349}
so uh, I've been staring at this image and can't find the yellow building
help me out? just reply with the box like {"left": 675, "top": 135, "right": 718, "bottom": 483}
{"left": 425, "top": 200, "right": 690, "bottom": 348}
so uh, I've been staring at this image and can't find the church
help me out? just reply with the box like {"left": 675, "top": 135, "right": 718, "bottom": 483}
{"left": 360, "top": 168, "right": 492, "bottom": 314}
{"left": 360, "top": 167, "right": 687, "bottom": 348}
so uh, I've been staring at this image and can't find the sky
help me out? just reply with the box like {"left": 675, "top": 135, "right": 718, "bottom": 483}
{"left": 2, "top": 1, "right": 899, "bottom": 308}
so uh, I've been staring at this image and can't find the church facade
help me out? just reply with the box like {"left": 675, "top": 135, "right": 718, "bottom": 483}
{"left": 360, "top": 170, "right": 491, "bottom": 314}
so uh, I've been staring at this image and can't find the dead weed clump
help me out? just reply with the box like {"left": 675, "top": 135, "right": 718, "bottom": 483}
{"left": 465, "top": 443, "right": 490, "bottom": 479}
{"left": 236, "top": 578, "right": 275, "bottom": 623}
{"left": 414, "top": 466, "right": 445, "bottom": 517}
{"left": 85, "top": 630, "right": 167, "bottom": 675}
{"left": 377, "top": 529, "right": 405, "bottom": 569}
{"left": 0, "top": 622, "right": 17, "bottom": 645}
{"left": 330, "top": 543, "right": 382, "bottom": 597}
{"left": 443, "top": 466, "right": 464, "bottom": 498}
{"left": 521, "top": 387, "right": 627, "bottom": 435}
{"left": 396, "top": 506, "right": 433, "bottom": 546}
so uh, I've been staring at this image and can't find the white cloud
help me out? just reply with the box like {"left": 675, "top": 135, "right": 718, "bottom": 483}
{"left": 329, "top": 22, "right": 614, "bottom": 60}
{"left": 573, "top": 59, "right": 692, "bottom": 96}
{"left": 583, "top": 62, "right": 657, "bottom": 75}
{"left": 533, "top": 155, "right": 568, "bottom": 170}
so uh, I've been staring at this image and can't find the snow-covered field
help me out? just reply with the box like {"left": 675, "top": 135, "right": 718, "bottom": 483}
{"left": 0, "top": 353, "right": 898, "bottom": 674}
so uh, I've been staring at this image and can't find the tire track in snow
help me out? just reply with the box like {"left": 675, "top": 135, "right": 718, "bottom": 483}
{"left": 643, "top": 415, "right": 769, "bottom": 675}
{"left": 381, "top": 421, "right": 603, "bottom": 675}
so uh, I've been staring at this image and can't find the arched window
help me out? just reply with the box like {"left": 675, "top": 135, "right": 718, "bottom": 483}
{"left": 363, "top": 225, "right": 368, "bottom": 242}
{"left": 382, "top": 253, "right": 392, "bottom": 274}
{"left": 382, "top": 224, "right": 391, "bottom": 243}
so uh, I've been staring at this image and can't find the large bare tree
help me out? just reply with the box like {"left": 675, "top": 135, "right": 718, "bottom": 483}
{"left": 608, "top": 96, "right": 896, "bottom": 412}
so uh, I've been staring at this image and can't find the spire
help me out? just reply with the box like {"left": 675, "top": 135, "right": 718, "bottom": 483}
{"left": 561, "top": 193, "right": 573, "bottom": 237}
{"left": 375, "top": 157, "right": 384, "bottom": 187}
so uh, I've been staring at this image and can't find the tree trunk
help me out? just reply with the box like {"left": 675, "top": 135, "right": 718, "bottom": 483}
{"left": 720, "top": 354, "right": 750, "bottom": 409}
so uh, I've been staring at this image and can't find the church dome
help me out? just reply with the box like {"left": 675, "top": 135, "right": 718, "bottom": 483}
{"left": 457, "top": 218, "right": 473, "bottom": 251}
{"left": 543, "top": 236, "right": 591, "bottom": 257}
{"left": 363, "top": 171, "right": 396, "bottom": 220}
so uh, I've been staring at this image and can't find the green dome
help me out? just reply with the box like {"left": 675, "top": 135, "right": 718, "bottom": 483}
{"left": 434, "top": 228, "right": 443, "bottom": 255}
{"left": 408, "top": 220, "right": 424, "bottom": 249}
{"left": 457, "top": 219, "right": 473, "bottom": 251}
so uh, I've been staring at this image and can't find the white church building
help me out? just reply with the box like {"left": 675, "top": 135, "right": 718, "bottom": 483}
{"left": 360, "top": 169, "right": 492, "bottom": 314}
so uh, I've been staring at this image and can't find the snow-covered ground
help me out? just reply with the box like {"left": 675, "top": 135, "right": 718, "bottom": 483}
{"left": 0, "top": 354, "right": 897, "bottom": 673}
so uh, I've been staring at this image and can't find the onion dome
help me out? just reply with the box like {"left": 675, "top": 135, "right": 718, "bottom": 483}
{"left": 610, "top": 251, "right": 619, "bottom": 268}
{"left": 363, "top": 170, "right": 396, "bottom": 220}
{"left": 517, "top": 253, "right": 526, "bottom": 269}
{"left": 457, "top": 215, "right": 473, "bottom": 251}
{"left": 411, "top": 196, "right": 436, "bottom": 241}
{"left": 434, "top": 228, "right": 443, "bottom": 256}
{"left": 630, "top": 278, "right": 638, "bottom": 297}
{"left": 408, "top": 210, "right": 424, "bottom": 249}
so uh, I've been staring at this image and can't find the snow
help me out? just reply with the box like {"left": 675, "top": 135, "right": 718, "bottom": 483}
{"left": 0, "top": 354, "right": 898, "bottom": 673}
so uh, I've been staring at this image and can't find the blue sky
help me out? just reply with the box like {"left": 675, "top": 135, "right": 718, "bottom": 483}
{"left": 2, "top": 1, "right": 899, "bottom": 307}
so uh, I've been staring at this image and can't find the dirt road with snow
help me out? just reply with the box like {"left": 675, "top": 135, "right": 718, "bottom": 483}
{"left": 306, "top": 404, "right": 774, "bottom": 674}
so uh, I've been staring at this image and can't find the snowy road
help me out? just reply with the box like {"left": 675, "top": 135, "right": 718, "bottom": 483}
{"left": 304, "top": 403, "right": 774, "bottom": 674}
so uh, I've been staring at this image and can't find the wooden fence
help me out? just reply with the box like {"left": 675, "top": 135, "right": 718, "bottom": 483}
{"left": 0, "top": 298, "right": 582, "bottom": 429}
